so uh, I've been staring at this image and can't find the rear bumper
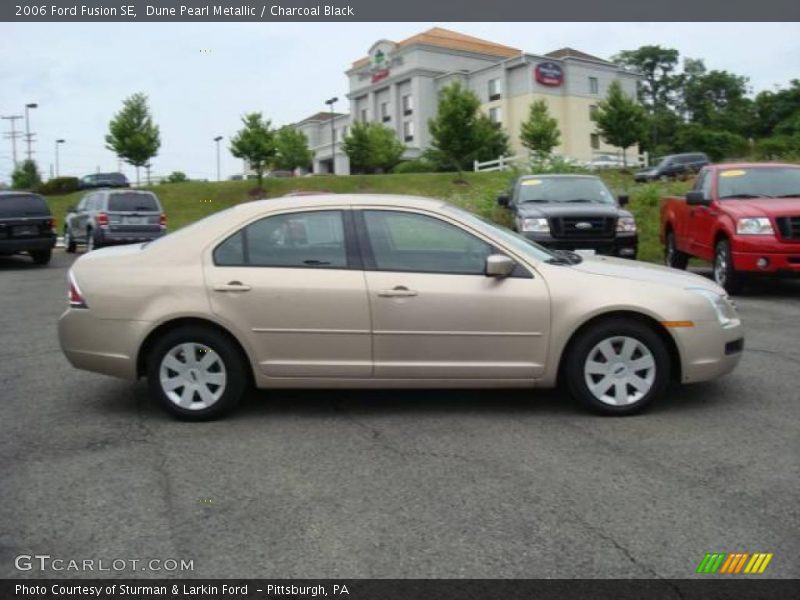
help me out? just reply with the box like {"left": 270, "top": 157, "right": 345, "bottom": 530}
{"left": 671, "top": 320, "right": 744, "bottom": 383}
{"left": 523, "top": 232, "right": 638, "bottom": 258}
{"left": 95, "top": 227, "right": 165, "bottom": 246}
{"left": 0, "top": 235, "right": 56, "bottom": 253}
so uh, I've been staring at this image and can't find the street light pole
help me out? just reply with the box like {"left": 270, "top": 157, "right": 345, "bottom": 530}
{"left": 55, "top": 139, "right": 65, "bottom": 177}
{"left": 214, "top": 136, "right": 223, "bottom": 181}
{"left": 24, "top": 103, "right": 38, "bottom": 161}
{"left": 324, "top": 97, "right": 338, "bottom": 175}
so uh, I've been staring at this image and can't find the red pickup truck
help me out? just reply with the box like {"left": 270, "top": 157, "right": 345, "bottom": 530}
{"left": 660, "top": 163, "right": 800, "bottom": 293}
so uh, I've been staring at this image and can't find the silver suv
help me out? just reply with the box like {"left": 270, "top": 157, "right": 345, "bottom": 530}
{"left": 64, "top": 189, "right": 166, "bottom": 252}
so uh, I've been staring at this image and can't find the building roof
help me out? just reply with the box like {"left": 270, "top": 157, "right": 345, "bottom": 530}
{"left": 352, "top": 27, "right": 521, "bottom": 69}
{"left": 544, "top": 47, "right": 612, "bottom": 64}
{"left": 295, "top": 111, "right": 346, "bottom": 125}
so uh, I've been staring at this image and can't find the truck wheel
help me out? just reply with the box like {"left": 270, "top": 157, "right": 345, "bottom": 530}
{"left": 64, "top": 226, "right": 77, "bottom": 253}
{"left": 30, "top": 249, "right": 52, "bottom": 265}
{"left": 665, "top": 231, "right": 689, "bottom": 270}
{"left": 713, "top": 239, "right": 742, "bottom": 294}
{"left": 564, "top": 318, "right": 670, "bottom": 415}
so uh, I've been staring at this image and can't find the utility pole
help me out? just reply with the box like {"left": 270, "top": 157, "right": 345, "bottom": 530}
{"left": 24, "top": 103, "right": 38, "bottom": 161}
{"left": 55, "top": 139, "right": 65, "bottom": 177}
{"left": 325, "top": 97, "right": 338, "bottom": 175}
{"left": 1, "top": 115, "right": 23, "bottom": 167}
{"left": 214, "top": 136, "right": 223, "bottom": 181}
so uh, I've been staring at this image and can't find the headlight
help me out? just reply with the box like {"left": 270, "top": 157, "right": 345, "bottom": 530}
{"left": 617, "top": 217, "right": 637, "bottom": 233}
{"left": 687, "top": 287, "right": 739, "bottom": 328}
{"left": 736, "top": 217, "right": 774, "bottom": 235}
{"left": 520, "top": 217, "right": 549, "bottom": 233}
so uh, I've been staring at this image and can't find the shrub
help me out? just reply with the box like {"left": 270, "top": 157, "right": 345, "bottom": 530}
{"left": 391, "top": 159, "right": 437, "bottom": 174}
{"left": 35, "top": 176, "right": 80, "bottom": 195}
{"left": 164, "top": 171, "right": 189, "bottom": 183}
{"left": 753, "top": 135, "right": 800, "bottom": 161}
{"left": 674, "top": 124, "right": 748, "bottom": 162}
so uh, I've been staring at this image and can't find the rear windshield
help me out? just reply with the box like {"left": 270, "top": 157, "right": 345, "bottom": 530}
{"left": 100, "top": 173, "right": 127, "bottom": 183}
{"left": 0, "top": 194, "right": 51, "bottom": 218}
{"left": 108, "top": 193, "right": 160, "bottom": 212}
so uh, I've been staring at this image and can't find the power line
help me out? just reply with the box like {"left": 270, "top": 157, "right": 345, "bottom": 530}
{"left": 1, "top": 115, "right": 23, "bottom": 167}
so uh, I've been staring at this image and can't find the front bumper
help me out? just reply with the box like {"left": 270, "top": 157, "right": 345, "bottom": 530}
{"left": 0, "top": 234, "right": 56, "bottom": 254}
{"left": 671, "top": 320, "right": 744, "bottom": 383}
{"left": 58, "top": 308, "right": 149, "bottom": 380}
{"left": 731, "top": 237, "right": 800, "bottom": 275}
{"left": 522, "top": 231, "right": 638, "bottom": 258}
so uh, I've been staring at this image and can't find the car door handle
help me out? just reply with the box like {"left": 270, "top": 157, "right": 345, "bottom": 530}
{"left": 378, "top": 286, "right": 418, "bottom": 298}
{"left": 213, "top": 281, "right": 251, "bottom": 292}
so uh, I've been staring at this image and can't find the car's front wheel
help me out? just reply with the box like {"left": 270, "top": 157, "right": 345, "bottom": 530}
{"left": 713, "top": 239, "right": 742, "bottom": 294}
{"left": 147, "top": 326, "right": 248, "bottom": 420}
{"left": 564, "top": 318, "right": 671, "bottom": 415}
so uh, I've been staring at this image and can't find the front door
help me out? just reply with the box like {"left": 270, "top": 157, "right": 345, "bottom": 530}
{"left": 688, "top": 170, "right": 718, "bottom": 260}
{"left": 205, "top": 209, "right": 371, "bottom": 378}
{"left": 358, "top": 209, "right": 549, "bottom": 380}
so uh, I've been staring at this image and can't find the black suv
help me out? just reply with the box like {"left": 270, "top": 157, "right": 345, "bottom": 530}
{"left": 78, "top": 172, "right": 130, "bottom": 189}
{"left": 498, "top": 175, "right": 637, "bottom": 259}
{"left": 634, "top": 152, "right": 709, "bottom": 182}
{"left": 64, "top": 189, "right": 166, "bottom": 252}
{"left": 0, "top": 192, "right": 57, "bottom": 264}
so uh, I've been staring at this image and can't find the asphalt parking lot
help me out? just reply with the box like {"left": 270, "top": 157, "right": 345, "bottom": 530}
{"left": 1, "top": 249, "right": 798, "bottom": 580}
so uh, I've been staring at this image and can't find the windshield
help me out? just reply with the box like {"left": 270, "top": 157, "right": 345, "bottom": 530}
{"left": 517, "top": 177, "right": 616, "bottom": 205}
{"left": 108, "top": 193, "right": 160, "bottom": 212}
{"left": 717, "top": 167, "right": 800, "bottom": 199}
{"left": 445, "top": 206, "right": 558, "bottom": 263}
{"left": 0, "top": 194, "right": 50, "bottom": 218}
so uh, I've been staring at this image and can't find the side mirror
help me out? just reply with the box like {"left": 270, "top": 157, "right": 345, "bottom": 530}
{"left": 67, "top": 205, "right": 77, "bottom": 213}
{"left": 617, "top": 194, "right": 629, "bottom": 207}
{"left": 686, "top": 191, "right": 711, "bottom": 206}
{"left": 497, "top": 194, "right": 510, "bottom": 207}
{"left": 485, "top": 254, "right": 515, "bottom": 278}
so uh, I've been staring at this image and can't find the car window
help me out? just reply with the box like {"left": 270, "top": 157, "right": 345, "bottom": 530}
{"left": 0, "top": 194, "right": 50, "bottom": 217}
{"left": 363, "top": 210, "right": 492, "bottom": 275}
{"left": 214, "top": 210, "right": 347, "bottom": 269}
{"left": 108, "top": 193, "right": 160, "bottom": 212}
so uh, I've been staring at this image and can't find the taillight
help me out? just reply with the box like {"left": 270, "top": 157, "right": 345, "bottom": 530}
{"left": 49, "top": 217, "right": 56, "bottom": 230}
{"left": 96, "top": 212, "right": 109, "bottom": 226}
{"left": 68, "top": 271, "right": 88, "bottom": 308}
{"left": 159, "top": 213, "right": 167, "bottom": 227}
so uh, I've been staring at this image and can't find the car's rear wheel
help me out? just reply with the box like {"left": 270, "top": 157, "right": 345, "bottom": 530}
{"left": 30, "top": 249, "right": 51, "bottom": 265}
{"left": 64, "top": 226, "right": 76, "bottom": 253}
{"left": 713, "top": 238, "right": 741, "bottom": 294}
{"left": 564, "top": 319, "right": 670, "bottom": 415}
{"left": 147, "top": 326, "right": 247, "bottom": 420}
{"left": 665, "top": 230, "right": 689, "bottom": 270}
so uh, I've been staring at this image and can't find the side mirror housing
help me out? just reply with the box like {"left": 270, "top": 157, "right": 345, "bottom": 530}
{"left": 485, "top": 254, "right": 515, "bottom": 278}
{"left": 497, "top": 194, "right": 510, "bottom": 207}
{"left": 686, "top": 191, "right": 711, "bottom": 206}
{"left": 617, "top": 194, "right": 629, "bottom": 207}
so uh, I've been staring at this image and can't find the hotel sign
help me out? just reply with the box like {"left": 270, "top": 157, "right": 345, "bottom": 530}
{"left": 535, "top": 62, "right": 564, "bottom": 86}
{"left": 363, "top": 40, "right": 400, "bottom": 84}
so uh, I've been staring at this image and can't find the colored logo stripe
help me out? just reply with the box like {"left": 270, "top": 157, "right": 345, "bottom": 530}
{"left": 697, "top": 553, "right": 773, "bottom": 574}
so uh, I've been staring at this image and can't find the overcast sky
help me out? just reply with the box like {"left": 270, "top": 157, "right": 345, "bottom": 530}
{"left": 1, "top": 22, "right": 798, "bottom": 183}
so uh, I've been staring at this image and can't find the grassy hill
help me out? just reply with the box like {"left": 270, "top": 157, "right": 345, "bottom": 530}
{"left": 44, "top": 171, "right": 693, "bottom": 263}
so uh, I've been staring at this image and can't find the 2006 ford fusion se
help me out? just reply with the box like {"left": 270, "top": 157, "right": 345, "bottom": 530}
{"left": 58, "top": 194, "right": 744, "bottom": 420}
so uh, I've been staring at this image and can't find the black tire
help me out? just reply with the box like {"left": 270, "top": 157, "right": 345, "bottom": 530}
{"left": 664, "top": 230, "right": 689, "bottom": 270}
{"left": 64, "top": 226, "right": 77, "bottom": 253}
{"left": 713, "top": 238, "right": 742, "bottom": 294}
{"left": 563, "top": 318, "right": 671, "bottom": 416}
{"left": 86, "top": 228, "right": 99, "bottom": 251}
{"left": 30, "top": 249, "right": 52, "bottom": 265}
{"left": 146, "top": 326, "right": 248, "bottom": 421}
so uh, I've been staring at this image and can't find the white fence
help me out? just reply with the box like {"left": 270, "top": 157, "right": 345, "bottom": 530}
{"left": 474, "top": 151, "right": 649, "bottom": 173}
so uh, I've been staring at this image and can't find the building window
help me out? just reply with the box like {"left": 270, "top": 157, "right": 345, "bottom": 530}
{"left": 380, "top": 101, "right": 391, "bottom": 123}
{"left": 360, "top": 108, "right": 368, "bottom": 122}
{"left": 488, "top": 78, "right": 502, "bottom": 101}
{"left": 590, "top": 133, "right": 600, "bottom": 150}
{"left": 589, "top": 105, "right": 598, "bottom": 118}
{"left": 589, "top": 77, "right": 599, "bottom": 94}
{"left": 489, "top": 106, "right": 502, "bottom": 124}
{"left": 402, "top": 94, "right": 413, "bottom": 116}
{"left": 403, "top": 120, "right": 414, "bottom": 143}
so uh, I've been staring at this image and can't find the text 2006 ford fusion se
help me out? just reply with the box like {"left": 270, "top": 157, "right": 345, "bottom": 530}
{"left": 57, "top": 194, "right": 744, "bottom": 420}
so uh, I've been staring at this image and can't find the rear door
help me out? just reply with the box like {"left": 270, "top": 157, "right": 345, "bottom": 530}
{"left": 106, "top": 192, "right": 162, "bottom": 235}
{"left": 357, "top": 208, "right": 549, "bottom": 380}
{"left": 204, "top": 208, "right": 372, "bottom": 379}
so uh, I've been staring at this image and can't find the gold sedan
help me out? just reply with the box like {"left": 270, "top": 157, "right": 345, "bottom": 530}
{"left": 58, "top": 195, "right": 744, "bottom": 419}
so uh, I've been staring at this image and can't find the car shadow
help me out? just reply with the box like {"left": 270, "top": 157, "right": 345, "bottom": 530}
{"left": 0, "top": 254, "right": 47, "bottom": 270}
{"left": 690, "top": 266, "right": 800, "bottom": 298}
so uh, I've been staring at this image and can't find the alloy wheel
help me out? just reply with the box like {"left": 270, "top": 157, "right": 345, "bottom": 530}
{"left": 583, "top": 336, "right": 656, "bottom": 406}
{"left": 159, "top": 343, "right": 227, "bottom": 410}
{"left": 714, "top": 247, "right": 727, "bottom": 287}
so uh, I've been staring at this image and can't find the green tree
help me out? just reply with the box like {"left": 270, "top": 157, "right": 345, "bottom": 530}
{"left": 165, "top": 171, "right": 188, "bottom": 183}
{"left": 105, "top": 93, "right": 161, "bottom": 186}
{"left": 274, "top": 126, "right": 313, "bottom": 171}
{"left": 753, "top": 80, "right": 800, "bottom": 137}
{"left": 342, "top": 122, "right": 405, "bottom": 174}
{"left": 426, "top": 81, "right": 509, "bottom": 177}
{"left": 674, "top": 124, "right": 748, "bottom": 162}
{"left": 229, "top": 113, "right": 276, "bottom": 188}
{"left": 519, "top": 100, "right": 560, "bottom": 159}
{"left": 11, "top": 159, "right": 42, "bottom": 190}
{"left": 681, "top": 62, "right": 753, "bottom": 136}
{"left": 592, "top": 80, "right": 647, "bottom": 166}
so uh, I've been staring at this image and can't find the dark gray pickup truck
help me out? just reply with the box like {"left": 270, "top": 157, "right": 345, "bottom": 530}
{"left": 0, "top": 192, "right": 56, "bottom": 265}
{"left": 498, "top": 174, "right": 638, "bottom": 259}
